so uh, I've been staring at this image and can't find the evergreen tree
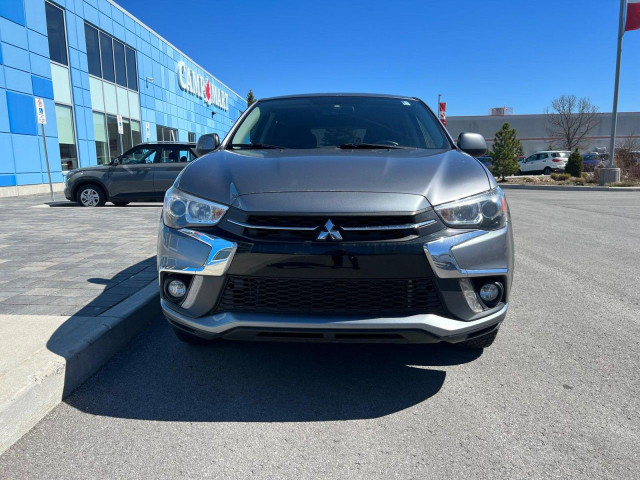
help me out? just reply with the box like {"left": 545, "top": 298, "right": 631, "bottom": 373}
{"left": 246, "top": 89, "right": 256, "bottom": 106}
{"left": 565, "top": 149, "right": 584, "bottom": 177}
{"left": 491, "top": 123, "right": 524, "bottom": 180}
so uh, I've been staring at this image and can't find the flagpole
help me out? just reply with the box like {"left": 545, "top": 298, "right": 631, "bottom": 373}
{"left": 603, "top": 0, "right": 627, "bottom": 183}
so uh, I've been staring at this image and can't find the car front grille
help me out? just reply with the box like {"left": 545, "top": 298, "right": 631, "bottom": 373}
{"left": 215, "top": 276, "right": 444, "bottom": 316}
{"left": 225, "top": 212, "right": 438, "bottom": 242}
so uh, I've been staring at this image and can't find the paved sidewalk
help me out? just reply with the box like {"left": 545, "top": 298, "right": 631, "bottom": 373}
{"left": 0, "top": 195, "right": 159, "bottom": 316}
{"left": 0, "top": 194, "right": 163, "bottom": 453}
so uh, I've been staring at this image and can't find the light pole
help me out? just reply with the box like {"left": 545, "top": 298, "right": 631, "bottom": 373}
{"left": 601, "top": 0, "right": 626, "bottom": 185}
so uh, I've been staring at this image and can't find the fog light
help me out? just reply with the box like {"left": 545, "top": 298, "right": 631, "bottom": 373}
{"left": 167, "top": 279, "right": 187, "bottom": 299}
{"left": 479, "top": 283, "right": 500, "bottom": 302}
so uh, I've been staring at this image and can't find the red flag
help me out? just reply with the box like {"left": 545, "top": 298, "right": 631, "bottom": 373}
{"left": 438, "top": 102, "right": 446, "bottom": 126}
{"left": 627, "top": 1, "right": 640, "bottom": 31}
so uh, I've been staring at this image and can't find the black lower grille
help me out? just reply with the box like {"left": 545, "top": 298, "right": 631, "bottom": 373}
{"left": 216, "top": 276, "right": 443, "bottom": 316}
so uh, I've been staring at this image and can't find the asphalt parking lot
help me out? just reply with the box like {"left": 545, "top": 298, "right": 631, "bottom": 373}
{"left": 1, "top": 190, "right": 639, "bottom": 479}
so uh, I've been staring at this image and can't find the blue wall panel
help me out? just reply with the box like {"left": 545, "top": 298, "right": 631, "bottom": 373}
{"left": 0, "top": 18, "right": 29, "bottom": 49}
{"left": 0, "top": 1, "right": 26, "bottom": 26}
{"left": 0, "top": 132, "right": 15, "bottom": 172}
{"left": 6, "top": 91, "right": 37, "bottom": 135}
{"left": 31, "top": 75, "right": 54, "bottom": 99}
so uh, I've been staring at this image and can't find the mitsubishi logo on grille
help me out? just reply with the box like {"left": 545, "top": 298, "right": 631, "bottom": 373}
{"left": 317, "top": 219, "right": 342, "bottom": 241}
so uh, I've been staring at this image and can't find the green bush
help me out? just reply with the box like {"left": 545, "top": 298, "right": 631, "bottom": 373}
{"left": 551, "top": 173, "right": 570, "bottom": 181}
{"left": 565, "top": 149, "right": 584, "bottom": 177}
{"left": 490, "top": 123, "right": 524, "bottom": 180}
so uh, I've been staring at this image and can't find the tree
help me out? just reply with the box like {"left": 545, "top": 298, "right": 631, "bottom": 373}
{"left": 491, "top": 123, "right": 524, "bottom": 180}
{"left": 565, "top": 149, "right": 583, "bottom": 177}
{"left": 545, "top": 94, "right": 599, "bottom": 151}
{"left": 246, "top": 89, "right": 256, "bottom": 106}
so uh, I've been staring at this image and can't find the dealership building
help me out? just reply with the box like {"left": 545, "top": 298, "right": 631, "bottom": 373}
{"left": 0, "top": 0, "right": 246, "bottom": 196}
{"left": 447, "top": 111, "right": 640, "bottom": 156}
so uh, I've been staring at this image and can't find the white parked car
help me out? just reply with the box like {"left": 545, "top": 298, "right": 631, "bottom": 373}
{"left": 517, "top": 151, "right": 571, "bottom": 175}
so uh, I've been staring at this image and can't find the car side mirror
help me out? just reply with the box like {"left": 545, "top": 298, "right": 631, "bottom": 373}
{"left": 112, "top": 157, "right": 120, "bottom": 166}
{"left": 195, "top": 133, "right": 220, "bottom": 156}
{"left": 457, "top": 132, "right": 487, "bottom": 158}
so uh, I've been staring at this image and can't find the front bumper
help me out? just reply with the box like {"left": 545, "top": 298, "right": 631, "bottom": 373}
{"left": 158, "top": 220, "right": 514, "bottom": 343}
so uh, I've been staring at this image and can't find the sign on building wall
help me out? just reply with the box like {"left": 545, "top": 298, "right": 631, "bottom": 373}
{"left": 145, "top": 121, "right": 150, "bottom": 140}
{"left": 35, "top": 98, "right": 47, "bottom": 125}
{"left": 117, "top": 115, "right": 124, "bottom": 135}
{"left": 176, "top": 60, "right": 229, "bottom": 111}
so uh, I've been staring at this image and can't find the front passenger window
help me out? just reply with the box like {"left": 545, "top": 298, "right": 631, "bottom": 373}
{"left": 120, "top": 147, "right": 156, "bottom": 165}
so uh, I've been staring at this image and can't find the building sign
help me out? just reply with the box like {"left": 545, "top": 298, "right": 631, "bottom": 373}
{"left": 117, "top": 115, "right": 124, "bottom": 134}
{"left": 438, "top": 102, "right": 446, "bottom": 126}
{"left": 145, "top": 121, "right": 150, "bottom": 140}
{"left": 35, "top": 98, "right": 47, "bottom": 124}
{"left": 177, "top": 60, "right": 228, "bottom": 111}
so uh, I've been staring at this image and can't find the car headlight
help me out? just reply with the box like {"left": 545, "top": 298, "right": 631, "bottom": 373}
{"left": 434, "top": 188, "right": 507, "bottom": 230}
{"left": 163, "top": 186, "right": 228, "bottom": 229}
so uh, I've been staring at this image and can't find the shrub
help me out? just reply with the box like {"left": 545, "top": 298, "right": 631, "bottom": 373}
{"left": 565, "top": 149, "right": 584, "bottom": 177}
{"left": 551, "top": 173, "right": 570, "bottom": 181}
{"left": 491, "top": 123, "right": 524, "bottom": 180}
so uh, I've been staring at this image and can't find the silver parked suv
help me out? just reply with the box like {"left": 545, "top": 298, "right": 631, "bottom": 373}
{"left": 158, "top": 94, "right": 514, "bottom": 349}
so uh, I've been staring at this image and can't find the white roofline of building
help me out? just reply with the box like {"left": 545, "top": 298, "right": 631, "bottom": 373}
{"left": 107, "top": 0, "right": 246, "bottom": 103}
{"left": 449, "top": 111, "right": 640, "bottom": 119}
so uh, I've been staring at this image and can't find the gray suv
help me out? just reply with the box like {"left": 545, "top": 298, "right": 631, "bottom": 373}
{"left": 158, "top": 94, "right": 514, "bottom": 349}
{"left": 64, "top": 142, "right": 198, "bottom": 206}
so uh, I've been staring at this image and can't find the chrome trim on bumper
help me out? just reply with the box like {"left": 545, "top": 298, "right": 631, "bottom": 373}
{"left": 423, "top": 226, "right": 510, "bottom": 278}
{"left": 162, "top": 300, "right": 508, "bottom": 339}
{"left": 159, "top": 228, "right": 237, "bottom": 276}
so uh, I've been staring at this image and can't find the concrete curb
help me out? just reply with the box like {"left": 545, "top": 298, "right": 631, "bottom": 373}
{"left": 0, "top": 281, "right": 159, "bottom": 455}
{"left": 500, "top": 184, "right": 640, "bottom": 192}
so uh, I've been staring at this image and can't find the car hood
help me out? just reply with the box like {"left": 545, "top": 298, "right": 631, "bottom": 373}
{"left": 67, "top": 165, "right": 109, "bottom": 175}
{"left": 178, "top": 148, "right": 492, "bottom": 212}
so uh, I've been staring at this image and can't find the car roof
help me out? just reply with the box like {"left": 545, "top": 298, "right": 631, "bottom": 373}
{"left": 259, "top": 93, "right": 418, "bottom": 102}
{"left": 535, "top": 150, "right": 571, "bottom": 153}
{"left": 136, "top": 142, "right": 196, "bottom": 146}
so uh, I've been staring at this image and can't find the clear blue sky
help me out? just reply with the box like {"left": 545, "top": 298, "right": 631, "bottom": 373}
{"left": 117, "top": 0, "right": 640, "bottom": 116}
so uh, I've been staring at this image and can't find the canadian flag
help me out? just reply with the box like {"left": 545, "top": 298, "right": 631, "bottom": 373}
{"left": 627, "top": 0, "right": 640, "bottom": 32}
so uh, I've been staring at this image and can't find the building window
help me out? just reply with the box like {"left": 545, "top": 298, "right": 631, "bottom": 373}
{"left": 94, "top": 112, "right": 142, "bottom": 163}
{"left": 131, "top": 120, "right": 142, "bottom": 146}
{"left": 156, "top": 125, "right": 178, "bottom": 142}
{"left": 85, "top": 23, "right": 137, "bottom": 92}
{"left": 188, "top": 132, "right": 196, "bottom": 143}
{"left": 113, "top": 40, "right": 127, "bottom": 88}
{"left": 106, "top": 114, "right": 120, "bottom": 160}
{"left": 125, "top": 47, "right": 138, "bottom": 90}
{"left": 99, "top": 31, "right": 115, "bottom": 83}
{"left": 93, "top": 112, "right": 109, "bottom": 165}
{"left": 45, "top": 2, "right": 68, "bottom": 65}
{"left": 85, "top": 24, "right": 101, "bottom": 77}
{"left": 55, "top": 105, "right": 78, "bottom": 171}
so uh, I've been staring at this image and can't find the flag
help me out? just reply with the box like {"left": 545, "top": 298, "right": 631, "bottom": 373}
{"left": 627, "top": 0, "right": 640, "bottom": 31}
{"left": 438, "top": 102, "right": 446, "bottom": 126}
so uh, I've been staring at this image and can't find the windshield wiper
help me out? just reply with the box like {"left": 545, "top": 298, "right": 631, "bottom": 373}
{"left": 228, "top": 143, "right": 287, "bottom": 150}
{"left": 338, "top": 143, "right": 405, "bottom": 150}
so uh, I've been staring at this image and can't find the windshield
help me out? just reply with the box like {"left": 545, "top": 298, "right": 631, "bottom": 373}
{"left": 228, "top": 96, "right": 451, "bottom": 150}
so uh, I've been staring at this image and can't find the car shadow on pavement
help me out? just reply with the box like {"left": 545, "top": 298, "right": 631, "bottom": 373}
{"left": 62, "top": 316, "right": 482, "bottom": 422}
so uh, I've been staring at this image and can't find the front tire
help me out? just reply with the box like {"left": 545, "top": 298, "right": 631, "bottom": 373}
{"left": 76, "top": 184, "right": 106, "bottom": 207}
{"left": 457, "top": 330, "right": 498, "bottom": 349}
{"left": 172, "top": 326, "right": 211, "bottom": 345}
